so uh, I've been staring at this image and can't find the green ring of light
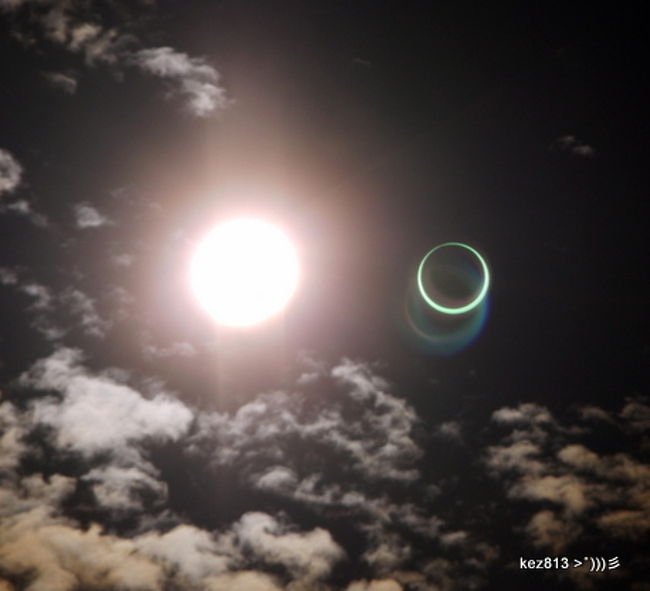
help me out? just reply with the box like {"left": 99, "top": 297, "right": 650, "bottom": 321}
{"left": 417, "top": 242, "right": 490, "bottom": 315}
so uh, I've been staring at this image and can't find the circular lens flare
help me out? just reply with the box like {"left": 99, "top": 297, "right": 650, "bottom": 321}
{"left": 417, "top": 242, "right": 490, "bottom": 315}
{"left": 190, "top": 219, "right": 299, "bottom": 327}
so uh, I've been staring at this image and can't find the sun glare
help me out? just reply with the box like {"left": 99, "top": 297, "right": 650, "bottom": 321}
{"left": 190, "top": 218, "right": 300, "bottom": 327}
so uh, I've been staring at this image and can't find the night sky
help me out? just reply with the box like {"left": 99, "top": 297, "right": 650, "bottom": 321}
{"left": 1, "top": 2, "right": 649, "bottom": 590}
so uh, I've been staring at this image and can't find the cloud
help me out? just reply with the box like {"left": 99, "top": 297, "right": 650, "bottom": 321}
{"left": 0, "top": 0, "right": 32, "bottom": 12}
{"left": 620, "top": 397, "right": 650, "bottom": 432}
{"left": 0, "top": 521, "right": 164, "bottom": 591}
{"left": 144, "top": 341, "right": 197, "bottom": 359}
{"left": 20, "top": 347, "right": 193, "bottom": 457}
{"left": 189, "top": 358, "right": 423, "bottom": 483}
{"left": 61, "top": 288, "right": 111, "bottom": 338}
{"left": 485, "top": 439, "right": 546, "bottom": 475}
{"left": 73, "top": 202, "right": 112, "bottom": 229}
{"left": 361, "top": 530, "right": 412, "bottom": 573}
{"left": 44, "top": 71, "right": 78, "bottom": 94}
{"left": 134, "top": 524, "right": 232, "bottom": 580}
{"left": 202, "top": 571, "right": 282, "bottom": 591}
{"left": 347, "top": 581, "right": 403, "bottom": 591}
{"left": 133, "top": 47, "right": 230, "bottom": 117}
{"left": 525, "top": 510, "right": 582, "bottom": 554}
{"left": 232, "top": 512, "right": 345, "bottom": 582}
{"left": 2, "top": 199, "right": 49, "bottom": 226}
{"left": 552, "top": 135, "right": 595, "bottom": 157}
{"left": 0, "top": 465, "right": 287, "bottom": 591}
{"left": 0, "top": 267, "right": 18, "bottom": 285}
{"left": 21, "top": 282, "right": 53, "bottom": 310}
{"left": 0, "top": 148, "right": 23, "bottom": 196}
{"left": 2, "top": 2, "right": 231, "bottom": 117}
{"left": 487, "top": 398, "right": 650, "bottom": 553}
{"left": 436, "top": 420, "right": 462, "bottom": 441}
{"left": 82, "top": 465, "right": 168, "bottom": 512}
{"left": 0, "top": 398, "right": 30, "bottom": 475}
{"left": 31, "top": 315, "right": 66, "bottom": 341}
{"left": 509, "top": 474, "right": 594, "bottom": 515}
{"left": 111, "top": 252, "right": 135, "bottom": 267}
{"left": 491, "top": 402, "right": 554, "bottom": 426}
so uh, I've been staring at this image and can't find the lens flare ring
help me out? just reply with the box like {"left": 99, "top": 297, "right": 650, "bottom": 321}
{"left": 417, "top": 242, "right": 490, "bottom": 315}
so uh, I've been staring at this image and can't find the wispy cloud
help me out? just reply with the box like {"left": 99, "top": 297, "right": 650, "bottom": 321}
{"left": 21, "top": 282, "right": 53, "bottom": 310}
{"left": 2, "top": 198, "right": 49, "bottom": 226}
{"left": 44, "top": 71, "right": 78, "bottom": 94}
{"left": 61, "top": 287, "right": 111, "bottom": 338}
{"left": 133, "top": 47, "right": 230, "bottom": 117}
{"left": 1, "top": 1, "right": 230, "bottom": 118}
{"left": 0, "top": 267, "right": 18, "bottom": 285}
{"left": 144, "top": 341, "right": 197, "bottom": 359}
{"left": 552, "top": 135, "right": 595, "bottom": 157}
{"left": 73, "top": 202, "right": 112, "bottom": 229}
{"left": 0, "top": 148, "right": 22, "bottom": 196}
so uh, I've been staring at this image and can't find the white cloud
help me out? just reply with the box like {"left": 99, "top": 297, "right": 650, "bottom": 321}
{"left": 135, "top": 524, "right": 232, "bottom": 581}
{"left": 133, "top": 47, "right": 230, "bottom": 117}
{"left": 232, "top": 512, "right": 345, "bottom": 582}
{"left": 21, "top": 347, "right": 193, "bottom": 457}
{"left": 82, "top": 465, "right": 167, "bottom": 512}
{"left": 73, "top": 202, "right": 112, "bottom": 229}
{"left": 0, "top": 148, "right": 23, "bottom": 196}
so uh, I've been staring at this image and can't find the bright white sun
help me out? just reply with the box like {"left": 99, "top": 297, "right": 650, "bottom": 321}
{"left": 190, "top": 218, "right": 300, "bottom": 327}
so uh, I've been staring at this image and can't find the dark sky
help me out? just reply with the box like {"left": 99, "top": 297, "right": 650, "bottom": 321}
{"left": 1, "top": 2, "right": 649, "bottom": 591}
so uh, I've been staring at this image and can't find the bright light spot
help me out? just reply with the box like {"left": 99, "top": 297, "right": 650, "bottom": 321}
{"left": 191, "top": 219, "right": 300, "bottom": 327}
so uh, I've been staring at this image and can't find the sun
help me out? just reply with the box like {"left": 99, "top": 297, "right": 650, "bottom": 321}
{"left": 190, "top": 218, "right": 300, "bottom": 327}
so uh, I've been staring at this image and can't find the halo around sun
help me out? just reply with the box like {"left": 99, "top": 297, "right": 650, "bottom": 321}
{"left": 190, "top": 218, "right": 300, "bottom": 327}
